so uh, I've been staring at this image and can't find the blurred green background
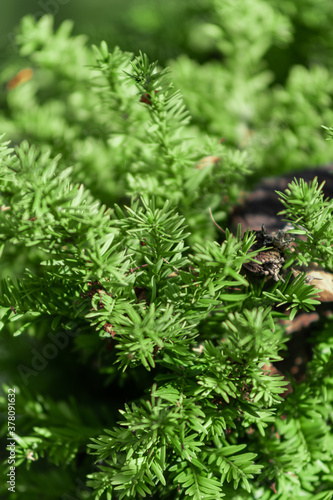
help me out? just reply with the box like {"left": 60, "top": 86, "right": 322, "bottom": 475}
{"left": 1, "top": 0, "right": 212, "bottom": 65}
{"left": 2, "top": 0, "right": 333, "bottom": 81}
{"left": 2, "top": 0, "right": 333, "bottom": 194}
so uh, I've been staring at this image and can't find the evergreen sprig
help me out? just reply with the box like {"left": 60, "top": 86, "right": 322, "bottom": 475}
{"left": 1, "top": 12, "right": 333, "bottom": 500}
{"left": 0, "top": 134, "right": 327, "bottom": 499}
{"left": 278, "top": 177, "right": 333, "bottom": 270}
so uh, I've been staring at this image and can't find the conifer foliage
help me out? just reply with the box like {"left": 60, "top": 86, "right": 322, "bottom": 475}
{"left": 1, "top": 11, "right": 333, "bottom": 500}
